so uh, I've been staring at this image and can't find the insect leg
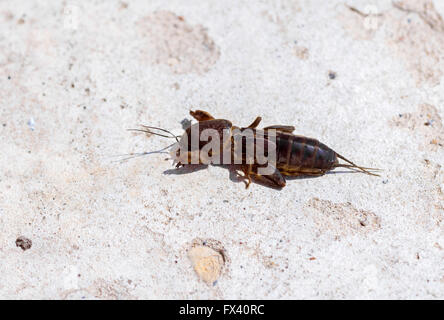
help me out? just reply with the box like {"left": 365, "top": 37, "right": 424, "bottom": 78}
{"left": 189, "top": 110, "right": 215, "bottom": 121}
{"left": 239, "top": 164, "right": 253, "bottom": 189}
{"left": 263, "top": 125, "right": 295, "bottom": 133}
{"left": 245, "top": 116, "right": 262, "bottom": 129}
{"left": 280, "top": 168, "right": 327, "bottom": 177}
{"left": 240, "top": 164, "right": 286, "bottom": 189}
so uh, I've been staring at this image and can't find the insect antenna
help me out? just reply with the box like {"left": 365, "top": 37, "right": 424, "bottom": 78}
{"left": 335, "top": 153, "right": 381, "bottom": 177}
{"left": 128, "top": 125, "right": 180, "bottom": 143}
{"left": 111, "top": 143, "right": 175, "bottom": 163}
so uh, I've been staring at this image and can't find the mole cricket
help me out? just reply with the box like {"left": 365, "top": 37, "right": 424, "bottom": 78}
{"left": 130, "top": 110, "right": 380, "bottom": 189}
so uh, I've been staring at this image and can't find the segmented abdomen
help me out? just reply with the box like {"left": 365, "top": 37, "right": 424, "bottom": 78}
{"left": 276, "top": 133, "right": 337, "bottom": 172}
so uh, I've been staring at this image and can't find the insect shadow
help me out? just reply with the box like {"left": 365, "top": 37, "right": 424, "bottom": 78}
{"left": 163, "top": 164, "right": 242, "bottom": 181}
{"left": 163, "top": 164, "right": 208, "bottom": 175}
{"left": 163, "top": 163, "right": 276, "bottom": 189}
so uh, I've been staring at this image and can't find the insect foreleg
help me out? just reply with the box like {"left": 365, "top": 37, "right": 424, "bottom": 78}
{"left": 189, "top": 110, "right": 215, "bottom": 122}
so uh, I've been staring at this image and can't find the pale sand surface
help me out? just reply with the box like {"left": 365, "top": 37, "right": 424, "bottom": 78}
{"left": 0, "top": 0, "right": 443, "bottom": 299}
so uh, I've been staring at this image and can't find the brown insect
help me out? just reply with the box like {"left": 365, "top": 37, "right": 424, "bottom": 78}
{"left": 134, "top": 110, "right": 380, "bottom": 189}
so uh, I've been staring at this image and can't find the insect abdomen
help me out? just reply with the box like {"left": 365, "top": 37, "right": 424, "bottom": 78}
{"left": 276, "top": 133, "right": 337, "bottom": 173}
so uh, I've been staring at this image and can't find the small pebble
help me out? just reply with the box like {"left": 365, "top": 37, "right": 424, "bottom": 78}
{"left": 188, "top": 245, "right": 224, "bottom": 284}
{"left": 16, "top": 236, "right": 32, "bottom": 251}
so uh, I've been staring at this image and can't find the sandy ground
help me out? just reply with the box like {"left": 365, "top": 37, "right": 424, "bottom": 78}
{"left": 0, "top": 0, "right": 443, "bottom": 299}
